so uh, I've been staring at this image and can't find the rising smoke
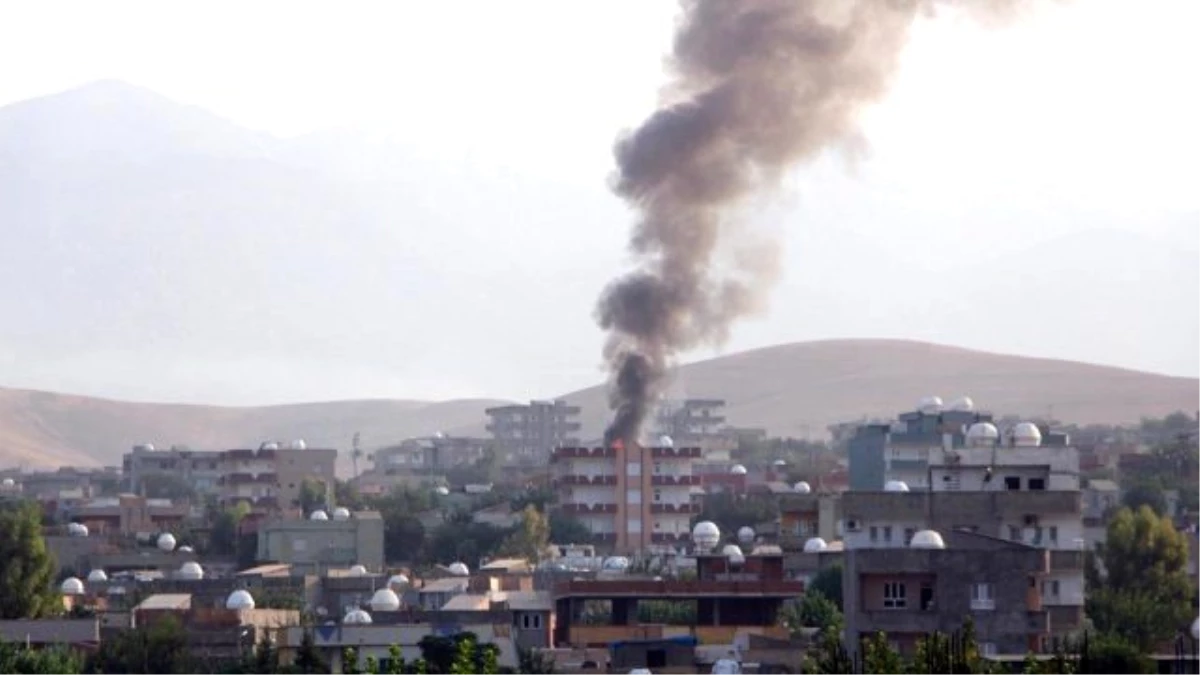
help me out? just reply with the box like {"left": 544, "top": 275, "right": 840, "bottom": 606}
{"left": 596, "top": 0, "right": 1030, "bottom": 446}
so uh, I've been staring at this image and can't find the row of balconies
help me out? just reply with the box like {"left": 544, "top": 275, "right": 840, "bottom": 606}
{"left": 560, "top": 503, "right": 619, "bottom": 514}
{"left": 650, "top": 447, "right": 702, "bottom": 459}
{"left": 219, "top": 473, "right": 279, "bottom": 485}
{"left": 650, "top": 503, "right": 701, "bottom": 514}
{"left": 651, "top": 475, "right": 701, "bottom": 486}
{"left": 556, "top": 475, "right": 618, "bottom": 486}
{"left": 222, "top": 449, "right": 278, "bottom": 460}
{"left": 552, "top": 447, "right": 618, "bottom": 460}
{"left": 651, "top": 533, "right": 691, "bottom": 544}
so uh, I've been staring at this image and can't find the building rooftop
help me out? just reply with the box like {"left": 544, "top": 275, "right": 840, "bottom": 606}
{"left": 479, "top": 558, "right": 531, "bottom": 573}
{"left": 420, "top": 578, "right": 471, "bottom": 594}
{"left": 135, "top": 593, "right": 193, "bottom": 611}
{"left": 236, "top": 563, "right": 292, "bottom": 577}
{"left": 1086, "top": 479, "right": 1119, "bottom": 492}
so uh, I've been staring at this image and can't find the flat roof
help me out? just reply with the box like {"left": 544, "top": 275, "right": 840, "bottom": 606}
{"left": 135, "top": 593, "right": 192, "bottom": 611}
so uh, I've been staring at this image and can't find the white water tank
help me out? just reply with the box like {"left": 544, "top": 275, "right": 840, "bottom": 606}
{"left": 157, "top": 533, "right": 177, "bottom": 552}
{"left": 226, "top": 590, "right": 255, "bottom": 610}
{"left": 910, "top": 530, "right": 946, "bottom": 549}
{"left": 448, "top": 562, "right": 470, "bottom": 576}
{"left": 369, "top": 588, "right": 401, "bottom": 612}
{"left": 344, "top": 609, "right": 373, "bottom": 624}
{"left": 310, "top": 510, "right": 329, "bottom": 521}
{"left": 917, "top": 396, "right": 944, "bottom": 415}
{"left": 349, "top": 564, "right": 368, "bottom": 577}
{"left": 692, "top": 521, "right": 720, "bottom": 552}
{"left": 61, "top": 577, "right": 85, "bottom": 595}
{"left": 1012, "top": 422, "right": 1043, "bottom": 447}
{"left": 435, "top": 486, "right": 450, "bottom": 496}
{"left": 794, "top": 481, "right": 812, "bottom": 494}
{"left": 87, "top": 569, "right": 108, "bottom": 583}
{"left": 388, "top": 574, "right": 410, "bottom": 589}
{"left": 332, "top": 507, "right": 351, "bottom": 521}
{"left": 737, "top": 526, "right": 755, "bottom": 545}
{"left": 730, "top": 464, "right": 747, "bottom": 476}
{"left": 948, "top": 396, "right": 975, "bottom": 412}
{"left": 179, "top": 562, "right": 204, "bottom": 580}
{"left": 884, "top": 480, "right": 910, "bottom": 493}
{"left": 290, "top": 439, "right": 307, "bottom": 450}
{"left": 966, "top": 422, "right": 1000, "bottom": 447}
{"left": 804, "top": 537, "right": 828, "bottom": 553}
{"left": 659, "top": 435, "right": 675, "bottom": 448}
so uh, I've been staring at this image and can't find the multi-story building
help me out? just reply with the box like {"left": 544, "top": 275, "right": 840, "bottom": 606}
{"left": 219, "top": 442, "right": 337, "bottom": 515}
{"left": 256, "top": 510, "right": 384, "bottom": 574}
{"left": 13, "top": 466, "right": 122, "bottom": 501}
{"left": 654, "top": 399, "right": 727, "bottom": 446}
{"left": 123, "top": 444, "right": 223, "bottom": 497}
{"left": 486, "top": 400, "right": 581, "bottom": 464}
{"left": 839, "top": 399, "right": 1086, "bottom": 643}
{"left": 70, "top": 494, "right": 190, "bottom": 536}
{"left": 550, "top": 443, "right": 702, "bottom": 553}
{"left": 843, "top": 528, "right": 1052, "bottom": 658}
{"left": 367, "top": 435, "right": 488, "bottom": 478}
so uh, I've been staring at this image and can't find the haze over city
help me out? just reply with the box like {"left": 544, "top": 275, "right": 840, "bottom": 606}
{"left": 0, "top": 0, "right": 1196, "bottom": 408}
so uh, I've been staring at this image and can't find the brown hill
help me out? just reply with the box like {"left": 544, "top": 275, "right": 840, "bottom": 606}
{"left": 0, "top": 389, "right": 506, "bottom": 471}
{"left": 1, "top": 339, "right": 1195, "bottom": 470}
{"left": 559, "top": 339, "right": 1199, "bottom": 439}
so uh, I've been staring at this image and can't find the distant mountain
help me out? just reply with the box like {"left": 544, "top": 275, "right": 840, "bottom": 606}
{"left": 1, "top": 339, "right": 1194, "bottom": 471}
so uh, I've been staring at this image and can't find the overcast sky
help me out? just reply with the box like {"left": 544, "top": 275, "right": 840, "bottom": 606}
{"left": 0, "top": 0, "right": 1197, "bottom": 405}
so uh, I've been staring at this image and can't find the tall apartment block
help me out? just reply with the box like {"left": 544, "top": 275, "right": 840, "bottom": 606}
{"left": 840, "top": 396, "right": 1086, "bottom": 645}
{"left": 550, "top": 443, "right": 702, "bottom": 553}
{"left": 123, "top": 444, "right": 223, "bottom": 497}
{"left": 217, "top": 442, "right": 337, "bottom": 515}
{"left": 485, "top": 399, "right": 581, "bottom": 463}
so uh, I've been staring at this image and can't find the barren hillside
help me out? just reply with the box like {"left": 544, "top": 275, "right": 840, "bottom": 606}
{"left": 2, "top": 339, "right": 1195, "bottom": 471}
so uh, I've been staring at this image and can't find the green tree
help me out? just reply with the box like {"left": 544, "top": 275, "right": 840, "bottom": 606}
{"left": 517, "top": 647, "right": 555, "bottom": 674}
{"left": 249, "top": 633, "right": 279, "bottom": 674}
{"left": 0, "top": 640, "right": 83, "bottom": 674}
{"left": 797, "top": 590, "right": 841, "bottom": 628}
{"left": 1087, "top": 505, "right": 1191, "bottom": 650}
{"left": 809, "top": 564, "right": 844, "bottom": 611}
{"left": 384, "top": 644, "right": 405, "bottom": 674}
{"left": 1078, "top": 632, "right": 1152, "bottom": 674}
{"left": 86, "top": 614, "right": 192, "bottom": 673}
{"left": 548, "top": 511, "right": 593, "bottom": 545}
{"left": 1121, "top": 480, "right": 1167, "bottom": 516}
{"left": 208, "top": 501, "right": 251, "bottom": 556}
{"left": 342, "top": 646, "right": 361, "bottom": 674}
{"left": 861, "top": 632, "right": 904, "bottom": 675}
{"left": 499, "top": 504, "right": 550, "bottom": 562}
{"left": 291, "top": 629, "right": 328, "bottom": 674}
{"left": 0, "top": 501, "right": 58, "bottom": 619}
{"left": 449, "top": 636, "right": 475, "bottom": 675}
{"left": 298, "top": 478, "right": 327, "bottom": 514}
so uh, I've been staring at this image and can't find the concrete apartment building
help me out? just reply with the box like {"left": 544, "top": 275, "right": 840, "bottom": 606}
{"left": 256, "top": 510, "right": 384, "bottom": 574}
{"left": 840, "top": 398, "right": 1086, "bottom": 643}
{"left": 123, "top": 444, "right": 223, "bottom": 497}
{"left": 843, "top": 528, "right": 1052, "bottom": 658}
{"left": 486, "top": 399, "right": 581, "bottom": 464}
{"left": 71, "top": 494, "right": 190, "bottom": 536}
{"left": 550, "top": 443, "right": 702, "bottom": 553}
{"left": 219, "top": 442, "right": 337, "bottom": 514}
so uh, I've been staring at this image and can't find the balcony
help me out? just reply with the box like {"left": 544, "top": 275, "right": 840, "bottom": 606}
{"left": 1049, "top": 550, "right": 1085, "bottom": 570}
{"left": 854, "top": 610, "right": 939, "bottom": 634}
{"left": 593, "top": 533, "right": 617, "bottom": 544}
{"left": 651, "top": 533, "right": 690, "bottom": 544}
{"left": 650, "top": 503, "right": 701, "bottom": 515}
{"left": 650, "top": 447, "right": 702, "bottom": 459}
{"left": 219, "top": 472, "right": 278, "bottom": 486}
{"left": 651, "top": 475, "right": 701, "bottom": 486}
{"left": 560, "top": 503, "right": 618, "bottom": 515}
{"left": 556, "top": 475, "right": 618, "bottom": 486}
{"left": 1027, "top": 610, "right": 1050, "bottom": 633}
{"left": 552, "top": 447, "right": 616, "bottom": 461}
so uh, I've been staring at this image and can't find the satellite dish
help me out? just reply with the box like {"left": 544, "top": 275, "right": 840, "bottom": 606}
{"left": 369, "top": 588, "right": 401, "bottom": 612}
{"left": 87, "top": 569, "right": 108, "bottom": 583}
{"left": 226, "top": 590, "right": 255, "bottom": 610}
{"left": 61, "top": 577, "right": 85, "bottom": 595}
{"left": 157, "top": 533, "right": 177, "bottom": 552}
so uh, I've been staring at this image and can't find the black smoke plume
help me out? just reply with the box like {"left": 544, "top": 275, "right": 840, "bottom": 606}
{"left": 597, "top": 0, "right": 1031, "bottom": 446}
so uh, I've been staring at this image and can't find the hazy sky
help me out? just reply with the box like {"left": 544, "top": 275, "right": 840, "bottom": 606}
{"left": 1, "top": 0, "right": 1197, "bottom": 405}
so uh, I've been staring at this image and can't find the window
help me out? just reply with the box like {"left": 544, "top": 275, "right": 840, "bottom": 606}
{"left": 626, "top": 517, "right": 642, "bottom": 533}
{"left": 653, "top": 462, "right": 662, "bottom": 475}
{"left": 883, "top": 526, "right": 893, "bottom": 543}
{"left": 1004, "top": 476, "right": 1021, "bottom": 491}
{"left": 970, "top": 583, "right": 995, "bottom": 610}
{"left": 870, "top": 526, "right": 879, "bottom": 543}
{"left": 1050, "top": 580, "right": 1060, "bottom": 597}
{"left": 1048, "top": 526, "right": 1058, "bottom": 544}
{"left": 1008, "top": 526, "right": 1021, "bottom": 541}
{"left": 883, "top": 582, "right": 907, "bottom": 609}
{"left": 626, "top": 461, "right": 641, "bottom": 476}
{"left": 626, "top": 489, "right": 642, "bottom": 505}
{"left": 653, "top": 489, "right": 662, "bottom": 502}
{"left": 520, "top": 613, "right": 543, "bottom": 629}
{"left": 904, "top": 528, "right": 916, "bottom": 545}
{"left": 1028, "top": 477, "right": 1046, "bottom": 491}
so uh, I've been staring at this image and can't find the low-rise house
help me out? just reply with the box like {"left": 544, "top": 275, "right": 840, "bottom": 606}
{"left": 276, "top": 623, "right": 519, "bottom": 672}
{"left": 133, "top": 592, "right": 300, "bottom": 663}
{"left": 256, "top": 510, "right": 384, "bottom": 575}
{"left": 0, "top": 618, "right": 100, "bottom": 651}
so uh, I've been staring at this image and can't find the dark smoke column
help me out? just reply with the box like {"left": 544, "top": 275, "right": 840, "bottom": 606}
{"left": 596, "top": 0, "right": 1023, "bottom": 446}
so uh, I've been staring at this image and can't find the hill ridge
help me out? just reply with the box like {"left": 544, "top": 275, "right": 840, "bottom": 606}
{"left": 1, "top": 339, "right": 1195, "bottom": 472}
